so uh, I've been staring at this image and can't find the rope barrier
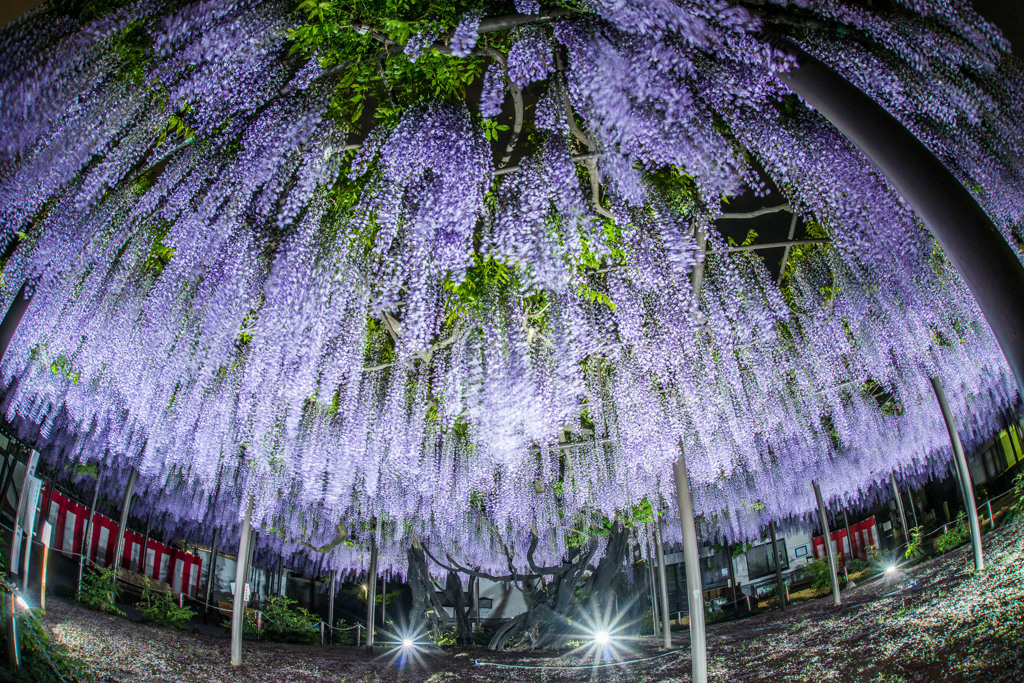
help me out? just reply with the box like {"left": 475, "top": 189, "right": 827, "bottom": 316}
{"left": 474, "top": 648, "right": 682, "bottom": 670}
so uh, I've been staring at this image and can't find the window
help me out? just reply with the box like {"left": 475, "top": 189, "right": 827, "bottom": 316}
{"left": 745, "top": 540, "right": 788, "bottom": 581}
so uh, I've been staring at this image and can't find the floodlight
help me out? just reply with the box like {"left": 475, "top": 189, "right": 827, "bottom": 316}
{"left": 13, "top": 595, "right": 29, "bottom": 611}
{"left": 886, "top": 565, "right": 897, "bottom": 574}
{"left": 594, "top": 630, "right": 611, "bottom": 645}
{"left": 402, "top": 638, "right": 414, "bottom": 648}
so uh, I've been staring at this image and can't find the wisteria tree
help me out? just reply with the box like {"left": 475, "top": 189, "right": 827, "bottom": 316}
{"left": 0, "top": 0, "right": 1021, "bottom": 648}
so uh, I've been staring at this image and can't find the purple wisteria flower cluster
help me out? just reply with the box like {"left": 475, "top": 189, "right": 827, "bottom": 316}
{"left": 0, "top": 0, "right": 1019, "bottom": 578}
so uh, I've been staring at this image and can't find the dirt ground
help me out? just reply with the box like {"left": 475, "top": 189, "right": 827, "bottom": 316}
{"left": 39, "top": 515, "right": 1024, "bottom": 683}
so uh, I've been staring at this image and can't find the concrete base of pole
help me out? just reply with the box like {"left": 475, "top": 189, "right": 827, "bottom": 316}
{"left": 673, "top": 450, "right": 707, "bottom": 683}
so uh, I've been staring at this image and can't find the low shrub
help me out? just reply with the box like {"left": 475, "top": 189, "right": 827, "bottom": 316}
{"left": 429, "top": 627, "right": 458, "bottom": 647}
{"left": 905, "top": 526, "right": 927, "bottom": 560}
{"left": 135, "top": 576, "right": 196, "bottom": 630}
{"left": 935, "top": 514, "right": 970, "bottom": 554}
{"left": 333, "top": 618, "right": 357, "bottom": 645}
{"left": 79, "top": 565, "right": 123, "bottom": 616}
{"left": 806, "top": 559, "right": 833, "bottom": 594}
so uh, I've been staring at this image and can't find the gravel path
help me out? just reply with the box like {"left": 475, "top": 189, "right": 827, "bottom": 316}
{"left": 40, "top": 515, "right": 1024, "bottom": 682}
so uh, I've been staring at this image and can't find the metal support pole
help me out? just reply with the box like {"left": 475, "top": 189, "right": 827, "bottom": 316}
{"left": 0, "top": 281, "right": 34, "bottom": 363}
{"left": 653, "top": 520, "right": 672, "bottom": 648}
{"left": 891, "top": 472, "right": 910, "bottom": 547}
{"left": 842, "top": 511, "right": 854, "bottom": 565}
{"left": 231, "top": 495, "right": 254, "bottom": 667}
{"left": 380, "top": 574, "right": 387, "bottom": 628}
{"left": 365, "top": 518, "right": 379, "bottom": 653}
{"left": 987, "top": 500, "right": 994, "bottom": 529}
{"left": 473, "top": 575, "right": 481, "bottom": 630}
{"left": 328, "top": 569, "right": 337, "bottom": 641}
{"left": 673, "top": 449, "right": 707, "bottom": 683}
{"left": 726, "top": 546, "right": 739, "bottom": 616}
{"left": 931, "top": 377, "right": 984, "bottom": 571}
{"left": 767, "top": 36, "right": 1024, "bottom": 398}
{"left": 645, "top": 536, "right": 661, "bottom": 639}
{"left": 769, "top": 521, "right": 786, "bottom": 610}
{"left": 203, "top": 529, "right": 219, "bottom": 624}
{"left": 112, "top": 468, "right": 138, "bottom": 574}
{"left": 907, "top": 489, "right": 920, "bottom": 530}
{"left": 78, "top": 475, "right": 103, "bottom": 598}
{"left": 139, "top": 514, "right": 152, "bottom": 574}
{"left": 813, "top": 481, "right": 841, "bottom": 606}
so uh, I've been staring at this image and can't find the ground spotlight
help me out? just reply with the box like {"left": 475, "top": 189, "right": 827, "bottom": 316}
{"left": 886, "top": 565, "right": 897, "bottom": 574}
{"left": 402, "top": 637, "right": 414, "bottom": 648}
{"left": 13, "top": 595, "right": 29, "bottom": 611}
{"left": 594, "top": 630, "right": 611, "bottom": 645}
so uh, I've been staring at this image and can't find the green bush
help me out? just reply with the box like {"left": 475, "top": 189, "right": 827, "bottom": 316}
{"left": 847, "top": 558, "right": 870, "bottom": 574}
{"left": 806, "top": 559, "right": 833, "bottom": 594}
{"left": 429, "top": 626, "right": 457, "bottom": 647}
{"left": 221, "top": 596, "right": 322, "bottom": 644}
{"left": 135, "top": 576, "right": 196, "bottom": 630}
{"left": 333, "top": 618, "right": 357, "bottom": 645}
{"left": 905, "top": 526, "right": 927, "bottom": 560}
{"left": 935, "top": 514, "right": 970, "bottom": 554}
{"left": 79, "top": 565, "right": 124, "bottom": 616}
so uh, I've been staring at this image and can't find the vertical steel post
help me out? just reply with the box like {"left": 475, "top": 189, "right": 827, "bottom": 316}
{"left": 0, "top": 281, "right": 33, "bottom": 363}
{"left": 11, "top": 450, "right": 39, "bottom": 590}
{"left": 987, "top": 501, "right": 994, "bottom": 529}
{"left": 769, "top": 521, "right": 786, "bottom": 610}
{"left": 726, "top": 546, "right": 739, "bottom": 616}
{"left": 653, "top": 521, "right": 672, "bottom": 647}
{"left": 813, "top": 481, "right": 841, "bottom": 606}
{"left": 78, "top": 474, "right": 103, "bottom": 597}
{"left": 891, "top": 472, "right": 910, "bottom": 548}
{"left": 645, "top": 536, "right": 661, "bottom": 639}
{"left": 231, "top": 496, "right": 254, "bottom": 667}
{"left": 766, "top": 36, "right": 1024, "bottom": 397}
{"left": 203, "top": 529, "right": 219, "bottom": 624}
{"left": 138, "top": 514, "right": 152, "bottom": 574}
{"left": 673, "top": 450, "right": 707, "bottom": 683}
{"left": 112, "top": 468, "right": 138, "bottom": 575}
{"left": 931, "top": 377, "right": 984, "bottom": 571}
{"left": 328, "top": 569, "right": 337, "bottom": 642}
{"left": 843, "top": 511, "right": 854, "bottom": 565}
{"left": 365, "top": 518, "right": 379, "bottom": 653}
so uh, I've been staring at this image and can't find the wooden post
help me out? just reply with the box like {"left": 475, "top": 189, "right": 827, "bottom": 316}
{"left": 39, "top": 522, "right": 52, "bottom": 609}
{"left": 673, "top": 449, "right": 706, "bottom": 683}
{"left": 931, "top": 377, "right": 984, "bottom": 571}
{"left": 231, "top": 496, "right": 254, "bottom": 667}
{"left": 813, "top": 482, "right": 841, "bottom": 606}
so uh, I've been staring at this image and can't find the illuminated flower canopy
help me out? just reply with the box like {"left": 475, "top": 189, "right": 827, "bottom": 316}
{"left": 0, "top": 0, "right": 1020, "bottom": 576}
